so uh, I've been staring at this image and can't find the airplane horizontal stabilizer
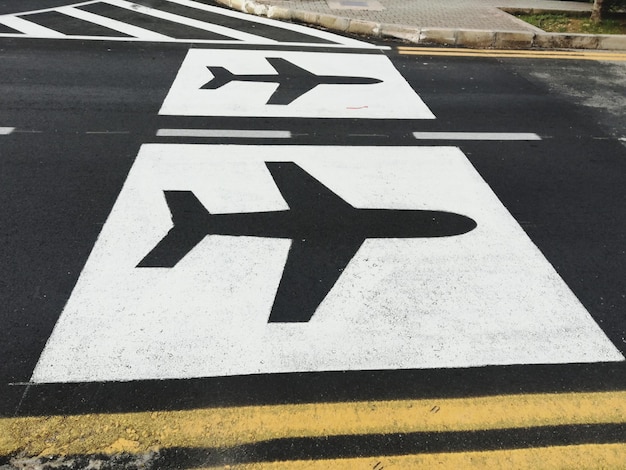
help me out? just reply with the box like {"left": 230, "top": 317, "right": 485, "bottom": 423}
{"left": 201, "top": 66, "right": 236, "bottom": 90}
{"left": 137, "top": 191, "right": 210, "bottom": 268}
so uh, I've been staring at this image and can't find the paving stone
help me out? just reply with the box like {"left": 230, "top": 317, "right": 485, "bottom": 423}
{"left": 596, "top": 35, "right": 626, "bottom": 51}
{"left": 494, "top": 30, "right": 534, "bottom": 49}
{"left": 347, "top": 19, "right": 381, "bottom": 37}
{"left": 419, "top": 28, "right": 457, "bottom": 46}
{"left": 535, "top": 32, "right": 599, "bottom": 50}
{"left": 456, "top": 30, "right": 496, "bottom": 48}
{"left": 379, "top": 23, "right": 421, "bottom": 42}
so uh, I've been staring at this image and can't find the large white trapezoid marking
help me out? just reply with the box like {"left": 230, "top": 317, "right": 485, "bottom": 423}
{"left": 32, "top": 145, "right": 624, "bottom": 383}
{"left": 159, "top": 50, "right": 435, "bottom": 119}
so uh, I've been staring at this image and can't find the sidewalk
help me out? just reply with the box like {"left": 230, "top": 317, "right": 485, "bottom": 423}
{"left": 213, "top": 0, "right": 626, "bottom": 50}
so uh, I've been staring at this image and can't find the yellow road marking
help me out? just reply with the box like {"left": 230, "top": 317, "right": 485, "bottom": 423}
{"left": 397, "top": 46, "right": 626, "bottom": 61}
{"left": 214, "top": 444, "right": 626, "bottom": 470}
{"left": 2, "top": 391, "right": 626, "bottom": 456}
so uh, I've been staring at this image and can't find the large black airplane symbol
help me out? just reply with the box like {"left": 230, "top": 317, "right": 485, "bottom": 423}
{"left": 138, "top": 162, "right": 477, "bottom": 322}
{"left": 200, "top": 57, "right": 383, "bottom": 105}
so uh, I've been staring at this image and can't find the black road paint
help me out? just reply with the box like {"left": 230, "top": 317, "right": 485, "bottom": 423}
{"left": 137, "top": 162, "right": 476, "bottom": 322}
{"left": 201, "top": 57, "right": 383, "bottom": 105}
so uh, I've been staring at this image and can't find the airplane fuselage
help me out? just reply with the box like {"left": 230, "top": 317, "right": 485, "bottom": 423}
{"left": 210, "top": 74, "right": 381, "bottom": 87}
{"left": 201, "top": 58, "right": 383, "bottom": 105}
{"left": 178, "top": 205, "right": 477, "bottom": 240}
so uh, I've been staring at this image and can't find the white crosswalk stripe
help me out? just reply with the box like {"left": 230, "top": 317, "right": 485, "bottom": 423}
{"left": 163, "top": 0, "right": 373, "bottom": 47}
{"left": 0, "top": 15, "right": 66, "bottom": 37}
{"left": 103, "top": 0, "right": 277, "bottom": 43}
{"left": 56, "top": 5, "right": 172, "bottom": 40}
{"left": 0, "top": 0, "right": 375, "bottom": 47}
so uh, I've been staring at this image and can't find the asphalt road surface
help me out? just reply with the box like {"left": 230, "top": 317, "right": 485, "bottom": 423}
{"left": 1, "top": 1, "right": 626, "bottom": 468}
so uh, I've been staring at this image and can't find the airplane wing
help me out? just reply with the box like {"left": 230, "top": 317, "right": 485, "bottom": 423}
{"left": 265, "top": 161, "right": 361, "bottom": 322}
{"left": 264, "top": 161, "right": 354, "bottom": 214}
{"left": 265, "top": 57, "right": 320, "bottom": 105}
{"left": 269, "top": 235, "right": 365, "bottom": 322}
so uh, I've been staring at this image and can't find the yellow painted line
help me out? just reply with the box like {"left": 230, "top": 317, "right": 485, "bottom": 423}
{"left": 211, "top": 444, "right": 626, "bottom": 470}
{"left": 397, "top": 46, "right": 626, "bottom": 61}
{"left": 2, "top": 391, "right": 626, "bottom": 456}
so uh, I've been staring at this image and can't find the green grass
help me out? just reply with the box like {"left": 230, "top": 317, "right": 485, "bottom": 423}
{"left": 515, "top": 12, "right": 626, "bottom": 34}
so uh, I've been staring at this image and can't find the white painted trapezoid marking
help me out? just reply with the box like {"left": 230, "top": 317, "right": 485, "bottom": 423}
{"left": 31, "top": 145, "right": 623, "bottom": 383}
{"left": 159, "top": 50, "right": 435, "bottom": 119}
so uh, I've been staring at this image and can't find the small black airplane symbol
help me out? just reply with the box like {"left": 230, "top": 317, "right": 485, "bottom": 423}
{"left": 200, "top": 57, "right": 383, "bottom": 105}
{"left": 137, "top": 162, "right": 477, "bottom": 323}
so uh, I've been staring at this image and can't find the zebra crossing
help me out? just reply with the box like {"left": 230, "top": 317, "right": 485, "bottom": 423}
{"left": 0, "top": 0, "right": 372, "bottom": 47}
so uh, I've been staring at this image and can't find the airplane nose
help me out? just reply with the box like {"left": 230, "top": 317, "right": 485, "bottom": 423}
{"left": 378, "top": 209, "right": 478, "bottom": 239}
{"left": 433, "top": 211, "right": 477, "bottom": 237}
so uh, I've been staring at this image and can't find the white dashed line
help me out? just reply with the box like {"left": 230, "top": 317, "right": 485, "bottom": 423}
{"left": 0, "top": 127, "right": 16, "bottom": 135}
{"left": 156, "top": 129, "right": 292, "bottom": 138}
{"left": 413, "top": 132, "right": 542, "bottom": 141}
{"left": 85, "top": 130, "right": 131, "bottom": 134}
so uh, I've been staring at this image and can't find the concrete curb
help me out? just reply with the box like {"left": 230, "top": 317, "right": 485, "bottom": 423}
{"left": 215, "top": 0, "right": 626, "bottom": 51}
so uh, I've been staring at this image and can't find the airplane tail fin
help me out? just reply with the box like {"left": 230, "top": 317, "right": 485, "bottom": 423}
{"left": 137, "top": 191, "right": 210, "bottom": 268}
{"left": 201, "top": 66, "right": 235, "bottom": 90}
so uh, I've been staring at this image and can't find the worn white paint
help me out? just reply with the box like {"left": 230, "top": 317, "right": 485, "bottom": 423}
{"left": 156, "top": 129, "right": 292, "bottom": 138}
{"left": 32, "top": 145, "right": 623, "bottom": 383}
{"left": 159, "top": 50, "right": 435, "bottom": 119}
{"left": 413, "top": 132, "right": 542, "bottom": 140}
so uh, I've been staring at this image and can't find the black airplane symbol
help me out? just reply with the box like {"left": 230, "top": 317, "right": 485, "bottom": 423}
{"left": 137, "top": 162, "right": 477, "bottom": 323}
{"left": 200, "top": 57, "right": 383, "bottom": 105}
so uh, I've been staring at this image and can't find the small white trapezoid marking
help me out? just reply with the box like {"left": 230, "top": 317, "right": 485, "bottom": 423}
{"left": 159, "top": 50, "right": 435, "bottom": 119}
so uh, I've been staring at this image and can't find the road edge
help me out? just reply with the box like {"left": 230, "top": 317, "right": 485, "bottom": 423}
{"left": 214, "top": 0, "right": 626, "bottom": 51}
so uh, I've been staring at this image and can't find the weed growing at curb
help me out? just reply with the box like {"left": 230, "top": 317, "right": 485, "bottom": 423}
{"left": 516, "top": 12, "right": 626, "bottom": 34}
